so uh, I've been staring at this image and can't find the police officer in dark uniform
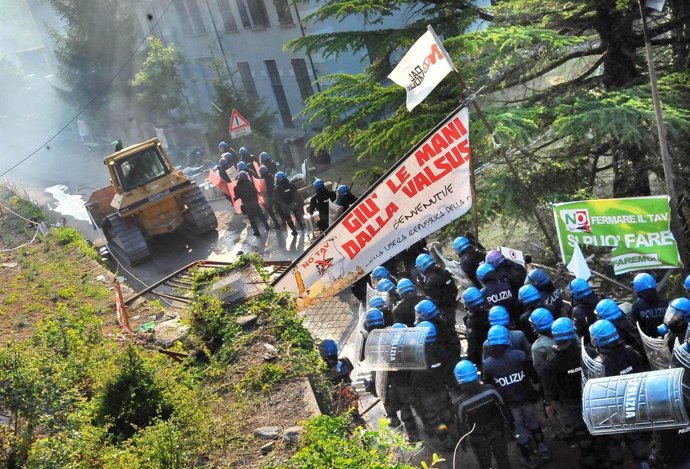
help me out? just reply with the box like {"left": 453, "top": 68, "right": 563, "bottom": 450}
{"left": 526, "top": 268, "right": 564, "bottom": 315}
{"left": 415, "top": 300, "right": 462, "bottom": 384}
{"left": 453, "top": 236, "right": 486, "bottom": 288}
{"left": 237, "top": 160, "right": 258, "bottom": 179}
{"left": 483, "top": 325, "right": 547, "bottom": 467}
{"left": 482, "top": 306, "right": 532, "bottom": 359}
{"left": 568, "top": 278, "right": 600, "bottom": 344}
{"left": 319, "top": 339, "right": 354, "bottom": 385}
{"left": 233, "top": 171, "right": 270, "bottom": 236}
{"left": 595, "top": 299, "right": 646, "bottom": 359}
{"left": 258, "top": 165, "right": 282, "bottom": 228}
{"left": 335, "top": 184, "right": 357, "bottom": 211}
{"left": 392, "top": 278, "right": 429, "bottom": 327}
{"left": 461, "top": 287, "right": 491, "bottom": 367}
{"left": 238, "top": 146, "right": 258, "bottom": 166}
{"left": 259, "top": 151, "right": 279, "bottom": 174}
{"left": 453, "top": 360, "right": 512, "bottom": 469}
{"left": 478, "top": 263, "right": 522, "bottom": 326}
{"left": 528, "top": 307, "right": 556, "bottom": 375}
{"left": 542, "top": 318, "right": 602, "bottom": 469}
{"left": 274, "top": 171, "right": 304, "bottom": 233}
{"left": 415, "top": 253, "right": 458, "bottom": 325}
{"left": 629, "top": 273, "right": 668, "bottom": 338}
{"left": 217, "top": 152, "right": 234, "bottom": 183}
{"left": 410, "top": 321, "right": 457, "bottom": 450}
{"left": 589, "top": 319, "right": 649, "bottom": 469}
{"left": 377, "top": 278, "right": 401, "bottom": 305}
{"left": 368, "top": 296, "right": 393, "bottom": 327}
{"left": 485, "top": 250, "right": 527, "bottom": 296}
{"left": 657, "top": 298, "right": 690, "bottom": 354}
{"left": 308, "top": 179, "right": 336, "bottom": 232}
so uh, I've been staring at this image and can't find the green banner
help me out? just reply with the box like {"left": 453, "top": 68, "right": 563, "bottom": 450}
{"left": 553, "top": 196, "right": 681, "bottom": 275}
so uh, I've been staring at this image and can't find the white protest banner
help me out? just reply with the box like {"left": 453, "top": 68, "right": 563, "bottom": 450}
{"left": 388, "top": 26, "right": 456, "bottom": 111}
{"left": 273, "top": 107, "right": 472, "bottom": 297}
{"left": 499, "top": 246, "right": 525, "bottom": 266}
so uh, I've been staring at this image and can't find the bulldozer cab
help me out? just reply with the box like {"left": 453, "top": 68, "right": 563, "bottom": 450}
{"left": 108, "top": 141, "right": 172, "bottom": 193}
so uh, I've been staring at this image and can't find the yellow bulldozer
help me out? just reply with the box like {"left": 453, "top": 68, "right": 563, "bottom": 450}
{"left": 85, "top": 138, "right": 217, "bottom": 265}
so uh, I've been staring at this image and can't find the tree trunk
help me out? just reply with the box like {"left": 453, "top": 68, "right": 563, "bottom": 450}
{"left": 670, "top": 0, "right": 690, "bottom": 69}
{"left": 612, "top": 143, "right": 651, "bottom": 197}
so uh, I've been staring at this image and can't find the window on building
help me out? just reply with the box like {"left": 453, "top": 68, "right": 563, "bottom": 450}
{"left": 216, "top": 0, "right": 238, "bottom": 32}
{"left": 291, "top": 59, "right": 313, "bottom": 101}
{"left": 174, "top": 0, "right": 206, "bottom": 35}
{"left": 236, "top": 0, "right": 270, "bottom": 28}
{"left": 265, "top": 60, "right": 293, "bottom": 127}
{"left": 273, "top": 0, "right": 293, "bottom": 26}
{"left": 237, "top": 62, "right": 259, "bottom": 100}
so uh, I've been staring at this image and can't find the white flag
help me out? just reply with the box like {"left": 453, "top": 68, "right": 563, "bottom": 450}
{"left": 567, "top": 241, "right": 591, "bottom": 280}
{"left": 388, "top": 26, "right": 456, "bottom": 111}
{"left": 645, "top": 0, "right": 665, "bottom": 11}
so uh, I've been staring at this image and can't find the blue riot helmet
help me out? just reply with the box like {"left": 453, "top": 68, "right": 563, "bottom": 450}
{"left": 684, "top": 274, "right": 690, "bottom": 295}
{"left": 337, "top": 185, "right": 349, "bottom": 195}
{"left": 590, "top": 320, "right": 620, "bottom": 347}
{"left": 275, "top": 171, "right": 287, "bottom": 181}
{"left": 454, "top": 360, "right": 479, "bottom": 384}
{"left": 239, "top": 146, "right": 249, "bottom": 158}
{"left": 487, "top": 325, "right": 511, "bottom": 346}
{"left": 377, "top": 278, "right": 396, "bottom": 293}
{"left": 371, "top": 266, "right": 390, "bottom": 283}
{"left": 518, "top": 284, "right": 541, "bottom": 306}
{"left": 391, "top": 323, "right": 407, "bottom": 329}
{"left": 397, "top": 278, "right": 416, "bottom": 297}
{"left": 318, "top": 339, "right": 338, "bottom": 359}
{"left": 453, "top": 236, "right": 471, "bottom": 255}
{"left": 368, "top": 296, "right": 386, "bottom": 309}
{"left": 488, "top": 306, "right": 510, "bottom": 327}
{"left": 416, "top": 321, "right": 438, "bottom": 343}
{"left": 485, "top": 250, "right": 507, "bottom": 268}
{"left": 632, "top": 273, "right": 656, "bottom": 294}
{"left": 529, "top": 307, "right": 554, "bottom": 333}
{"left": 415, "top": 253, "right": 436, "bottom": 274}
{"left": 415, "top": 299, "right": 440, "bottom": 321}
{"left": 527, "top": 269, "right": 550, "bottom": 288}
{"left": 218, "top": 141, "right": 230, "bottom": 151}
{"left": 237, "top": 161, "right": 248, "bottom": 172}
{"left": 569, "top": 278, "right": 593, "bottom": 301}
{"left": 313, "top": 179, "right": 325, "bottom": 190}
{"left": 260, "top": 151, "right": 270, "bottom": 162}
{"left": 259, "top": 165, "right": 269, "bottom": 176}
{"left": 238, "top": 171, "right": 249, "bottom": 181}
{"left": 551, "top": 317, "right": 577, "bottom": 342}
{"left": 366, "top": 308, "right": 385, "bottom": 328}
{"left": 595, "top": 299, "right": 623, "bottom": 321}
{"left": 462, "top": 287, "right": 485, "bottom": 308}
{"left": 661, "top": 298, "right": 690, "bottom": 334}
{"left": 476, "top": 263, "right": 495, "bottom": 284}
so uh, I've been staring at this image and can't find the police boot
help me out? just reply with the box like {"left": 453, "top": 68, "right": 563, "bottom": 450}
{"left": 286, "top": 218, "right": 297, "bottom": 236}
{"left": 518, "top": 443, "right": 540, "bottom": 469}
{"left": 531, "top": 428, "right": 550, "bottom": 461}
{"left": 249, "top": 218, "right": 260, "bottom": 236}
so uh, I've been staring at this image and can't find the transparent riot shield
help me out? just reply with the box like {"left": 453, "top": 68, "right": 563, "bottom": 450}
{"left": 582, "top": 368, "right": 689, "bottom": 435}
{"left": 429, "top": 243, "right": 472, "bottom": 291}
{"left": 673, "top": 338, "right": 690, "bottom": 371}
{"left": 375, "top": 370, "right": 389, "bottom": 405}
{"left": 354, "top": 303, "right": 368, "bottom": 362}
{"left": 365, "top": 327, "right": 430, "bottom": 371}
{"left": 366, "top": 284, "right": 389, "bottom": 307}
{"left": 581, "top": 337, "right": 604, "bottom": 386}
{"left": 637, "top": 322, "right": 672, "bottom": 370}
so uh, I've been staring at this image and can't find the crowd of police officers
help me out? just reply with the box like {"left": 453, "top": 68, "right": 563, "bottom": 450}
{"left": 215, "top": 141, "right": 690, "bottom": 468}
{"left": 317, "top": 236, "right": 690, "bottom": 469}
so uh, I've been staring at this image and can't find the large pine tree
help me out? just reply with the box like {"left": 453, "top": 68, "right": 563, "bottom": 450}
{"left": 288, "top": 0, "right": 690, "bottom": 244}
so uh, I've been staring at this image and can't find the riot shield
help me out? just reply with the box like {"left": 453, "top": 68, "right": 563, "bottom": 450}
{"left": 374, "top": 370, "right": 389, "bottom": 405}
{"left": 365, "top": 327, "right": 430, "bottom": 371}
{"left": 582, "top": 368, "right": 689, "bottom": 435}
{"left": 429, "top": 243, "right": 472, "bottom": 291}
{"left": 581, "top": 337, "right": 604, "bottom": 386}
{"left": 354, "top": 303, "right": 368, "bottom": 362}
{"left": 637, "top": 322, "right": 672, "bottom": 370}
{"left": 366, "top": 283, "right": 389, "bottom": 307}
{"left": 673, "top": 338, "right": 690, "bottom": 371}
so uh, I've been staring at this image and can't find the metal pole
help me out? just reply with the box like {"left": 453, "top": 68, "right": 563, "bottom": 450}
{"left": 204, "top": 0, "right": 235, "bottom": 87}
{"left": 637, "top": 1, "right": 688, "bottom": 271}
{"left": 292, "top": 3, "right": 321, "bottom": 92}
{"left": 453, "top": 71, "right": 559, "bottom": 257}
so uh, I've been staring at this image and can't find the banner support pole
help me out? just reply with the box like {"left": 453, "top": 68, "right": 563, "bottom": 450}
{"left": 452, "top": 70, "right": 559, "bottom": 257}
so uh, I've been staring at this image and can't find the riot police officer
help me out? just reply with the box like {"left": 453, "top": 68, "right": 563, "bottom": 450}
{"left": 657, "top": 298, "right": 690, "bottom": 354}
{"left": 415, "top": 299, "right": 462, "bottom": 383}
{"left": 335, "top": 184, "right": 357, "bottom": 211}
{"left": 453, "top": 236, "right": 486, "bottom": 288}
{"left": 461, "top": 287, "right": 491, "bottom": 366}
{"left": 258, "top": 165, "right": 282, "bottom": 228}
{"left": 233, "top": 171, "right": 270, "bottom": 236}
{"left": 526, "top": 268, "right": 564, "bottom": 315}
{"left": 371, "top": 265, "right": 397, "bottom": 287}
{"left": 569, "top": 278, "right": 600, "bottom": 344}
{"left": 595, "top": 299, "right": 646, "bottom": 358}
{"left": 478, "top": 263, "right": 522, "bottom": 325}
{"left": 630, "top": 273, "right": 668, "bottom": 338}
{"left": 453, "top": 360, "right": 512, "bottom": 469}
{"left": 485, "top": 249, "right": 527, "bottom": 296}
{"left": 518, "top": 284, "right": 558, "bottom": 343}
{"left": 483, "top": 325, "right": 547, "bottom": 466}
{"left": 482, "top": 305, "right": 532, "bottom": 359}
{"left": 528, "top": 307, "right": 556, "bottom": 374}
{"left": 377, "top": 278, "right": 401, "bottom": 305}
{"left": 274, "top": 171, "right": 304, "bottom": 232}
{"left": 308, "top": 179, "right": 335, "bottom": 232}
{"left": 415, "top": 253, "right": 458, "bottom": 323}
{"left": 259, "top": 151, "right": 279, "bottom": 174}
{"left": 368, "top": 296, "right": 393, "bottom": 327}
{"left": 386, "top": 323, "right": 421, "bottom": 442}
{"left": 319, "top": 339, "right": 354, "bottom": 385}
{"left": 541, "top": 318, "right": 601, "bottom": 469}
{"left": 392, "top": 278, "right": 429, "bottom": 327}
